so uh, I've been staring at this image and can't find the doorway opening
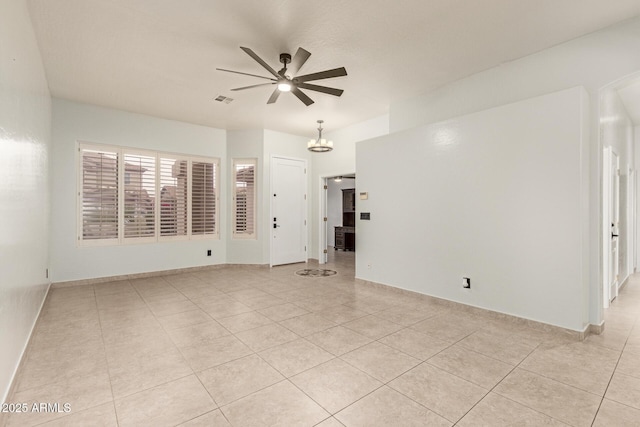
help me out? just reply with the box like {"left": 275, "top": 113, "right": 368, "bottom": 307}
{"left": 319, "top": 174, "right": 356, "bottom": 275}
{"left": 602, "top": 146, "right": 621, "bottom": 307}
{"left": 600, "top": 74, "right": 640, "bottom": 309}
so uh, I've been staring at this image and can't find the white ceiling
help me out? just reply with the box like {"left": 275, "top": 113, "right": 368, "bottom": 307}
{"left": 27, "top": 0, "right": 640, "bottom": 137}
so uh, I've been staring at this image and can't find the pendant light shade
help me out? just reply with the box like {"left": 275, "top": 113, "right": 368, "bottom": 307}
{"left": 308, "top": 120, "right": 333, "bottom": 152}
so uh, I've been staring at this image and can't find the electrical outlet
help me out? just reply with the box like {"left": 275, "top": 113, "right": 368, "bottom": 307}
{"left": 207, "top": 250, "right": 212, "bottom": 256}
{"left": 463, "top": 277, "right": 471, "bottom": 289}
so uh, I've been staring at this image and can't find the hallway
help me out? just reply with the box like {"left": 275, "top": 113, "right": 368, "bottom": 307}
{"left": 3, "top": 259, "right": 640, "bottom": 426}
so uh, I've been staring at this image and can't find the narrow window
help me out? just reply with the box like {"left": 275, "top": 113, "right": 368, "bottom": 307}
{"left": 233, "top": 159, "right": 256, "bottom": 238}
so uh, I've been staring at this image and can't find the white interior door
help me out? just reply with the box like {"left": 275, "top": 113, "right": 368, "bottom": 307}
{"left": 603, "top": 146, "right": 620, "bottom": 307}
{"left": 631, "top": 170, "right": 637, "bottom": 274}
{"left": 611, "top": 150, "right": 620, "bottom": 302}
{"left": 271, "top": 156, "right": 307, "bottom": 266}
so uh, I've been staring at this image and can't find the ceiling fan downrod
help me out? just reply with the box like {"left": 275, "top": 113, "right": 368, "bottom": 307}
{"left": 279, "top": 53, "right": 292, "bottom": 76}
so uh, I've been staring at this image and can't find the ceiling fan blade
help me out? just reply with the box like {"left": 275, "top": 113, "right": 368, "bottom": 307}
{"left": 288, "top": 47, "right": 311, "bottom": 75}
{"left": 231, "top": 82, "right": 276, "bottom": 91}
{"left": 240, "top": 47, "right": 280, "bottom": 78}
{"left": 291, "top": 87, "right": 314, "bottom": 106}
{"left": 295, "top": 67, "right": 347, "bottom": 83}
{"left": 267, "top": 88, "right": 281, "bottom": 104}
{"left": 297, "top": 82, "right": 344, "bottom": 97}
{"left": 216, "top": 68, "right": 277, "bottom": 81}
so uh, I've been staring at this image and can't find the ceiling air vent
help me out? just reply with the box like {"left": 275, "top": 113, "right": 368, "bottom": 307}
{"left": 214, "top": 95, "right": 234, "bottom": 104}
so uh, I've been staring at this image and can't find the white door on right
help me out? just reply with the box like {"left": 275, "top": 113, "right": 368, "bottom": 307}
{"left": 271, "top": 156, "right": 307, "bottom": 266}
{"left": 603, "top": 146, "right": 620, "bottom": 306}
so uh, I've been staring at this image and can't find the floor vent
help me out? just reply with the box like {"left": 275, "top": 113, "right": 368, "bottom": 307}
{"left": 214, "top": 95, "right": 234, "bottom": 104}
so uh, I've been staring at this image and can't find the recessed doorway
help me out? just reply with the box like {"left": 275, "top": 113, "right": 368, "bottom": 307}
{"left": 319, "top": 174, "right": 356, "bottom": 275}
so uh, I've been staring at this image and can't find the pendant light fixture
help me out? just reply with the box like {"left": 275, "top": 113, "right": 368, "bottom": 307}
{"left": 308, "top": 120, "right": 333, "bottom": 152}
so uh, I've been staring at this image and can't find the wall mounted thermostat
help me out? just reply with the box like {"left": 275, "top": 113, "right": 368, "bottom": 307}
{"left": 359, "top": 192, "right": 368, "bottom": 200}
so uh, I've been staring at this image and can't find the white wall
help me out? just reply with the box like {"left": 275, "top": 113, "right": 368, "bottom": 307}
{"left": 601, "top": 89, "right": 635, "bottom": 284}
{"left": 390, "top": 18, "right": 640, "bottom": 134}
{"left": 226, "top": 129, "right": 264, "bottom": 264}
{"left": 309, "top": 115, "right": 389, "bottom": 259}
{"left": 327, "top": 179, "right": 356, "bottom": 247}
{"left": 389, "top": 16, "right": 640, "bottom": 328}
{"left": 0, "top": 0, "right": 51, "bottom": 403}
{"left": 357, "top": 87, "right": 590, "bottom": 331}
{"left": 227, "top": 122, "right": 387, "bottom": 264}
{"left": 50, "top": 99, "right": 227, "bottom": 282}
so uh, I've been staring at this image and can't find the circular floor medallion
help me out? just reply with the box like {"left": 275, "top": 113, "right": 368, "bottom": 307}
{"left": 295, "top": 269, "right": 338, "bottom": 277}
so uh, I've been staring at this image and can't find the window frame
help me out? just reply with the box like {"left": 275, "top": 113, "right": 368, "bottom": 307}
{"left": 232, "top": 158, "right": 257, "bottom": 239}
{"left": 77, "top": 142, "right": 220, "bottom": 246}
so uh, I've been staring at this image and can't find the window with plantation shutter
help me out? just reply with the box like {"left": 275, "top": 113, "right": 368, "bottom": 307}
{"left": 191, "top": 160, "right": 218, "bottom": 236}
{"left": 80, "top": 146, "right": 119, "bottom": 242}
{"left": 159, "top": 156, "right": 188, "bottom": 238}
{"left": 78, "top": 142, "right": 219, "bottom": 245}
{"left": 232, "top": 159, "right": 256, "bottom": 238}
{"left": 123, "top": 152, "right": 156, "bottom": 240}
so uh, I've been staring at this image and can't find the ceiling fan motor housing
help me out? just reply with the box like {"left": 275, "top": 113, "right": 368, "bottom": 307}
{"left": 279, "top": 53, "right": 292, "bottom": 65}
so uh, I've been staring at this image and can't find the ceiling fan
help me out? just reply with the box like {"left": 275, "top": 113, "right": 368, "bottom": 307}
{"left": 217, "top": 47, "right": 347, "bottom": 106}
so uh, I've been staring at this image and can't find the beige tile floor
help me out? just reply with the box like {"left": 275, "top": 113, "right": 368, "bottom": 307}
{"left": 5, "top": 250, "right": 640, "bottom": 426}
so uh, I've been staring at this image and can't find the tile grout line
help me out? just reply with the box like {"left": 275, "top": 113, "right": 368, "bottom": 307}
{"left": 25, "top": 261, "right": 640, "bottom": 426}
{"left": 451, "top": 338, "right": 546, "bottom": 425}
{"left": 589, "top": 319, "right": 635, "bottom": 426}
{"left": 323, "top": 324, "right": 473, "bottom": 424}
{"left": 381, "top": 330, "right": 484, "bottom": 424}
{"left": 106, "top": 278, "right": 199, "bottom": 404}
{"left": 94, "top": 283, "right": 121, "bottom": 427}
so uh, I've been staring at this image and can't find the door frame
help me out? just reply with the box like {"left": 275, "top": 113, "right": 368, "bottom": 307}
{"left": 602, "top": 146, "right": 620, "bottom": 308}
{"left": 319, "top": 177, "right": 328, "bottom": 264}
{"left": 269, "top": 155, "right": 308, "bottom": 268}
{"left": 631, "top": 169, "right": 637, "bottom": 274}
{"left": 318, "top": 172, "right": 355, "bottom": 264}
{"left": 597, "top": 73, "right": 640, "bottom": 324}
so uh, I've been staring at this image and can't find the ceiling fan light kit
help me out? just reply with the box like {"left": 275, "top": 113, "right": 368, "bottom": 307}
{"left": 217, "top": 47, "right": 347, "bottom": 106}
{"left": 308, "top": 120, "right": 333, "bottom": 153}
{"left": 277, "top": 82, "right": 292, "bottom": 92}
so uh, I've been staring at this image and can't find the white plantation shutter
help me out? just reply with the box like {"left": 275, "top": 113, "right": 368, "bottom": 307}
{"left": 123, "top": 152, "right": 156, "bottom": 240}
{"left": 191, "top": 160, "right": 218, "bottom": 236}
{"left": 78, "top": 143, "right": 219, "bottom": 245}
{"left": 159, "top": 156, "right": 188, "bottom": 238}
{"left": 233, "top": 159, "right": 256, "bottom": 238}
{"left": 80, "top": 146, "right": 119, "bottom": 241}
